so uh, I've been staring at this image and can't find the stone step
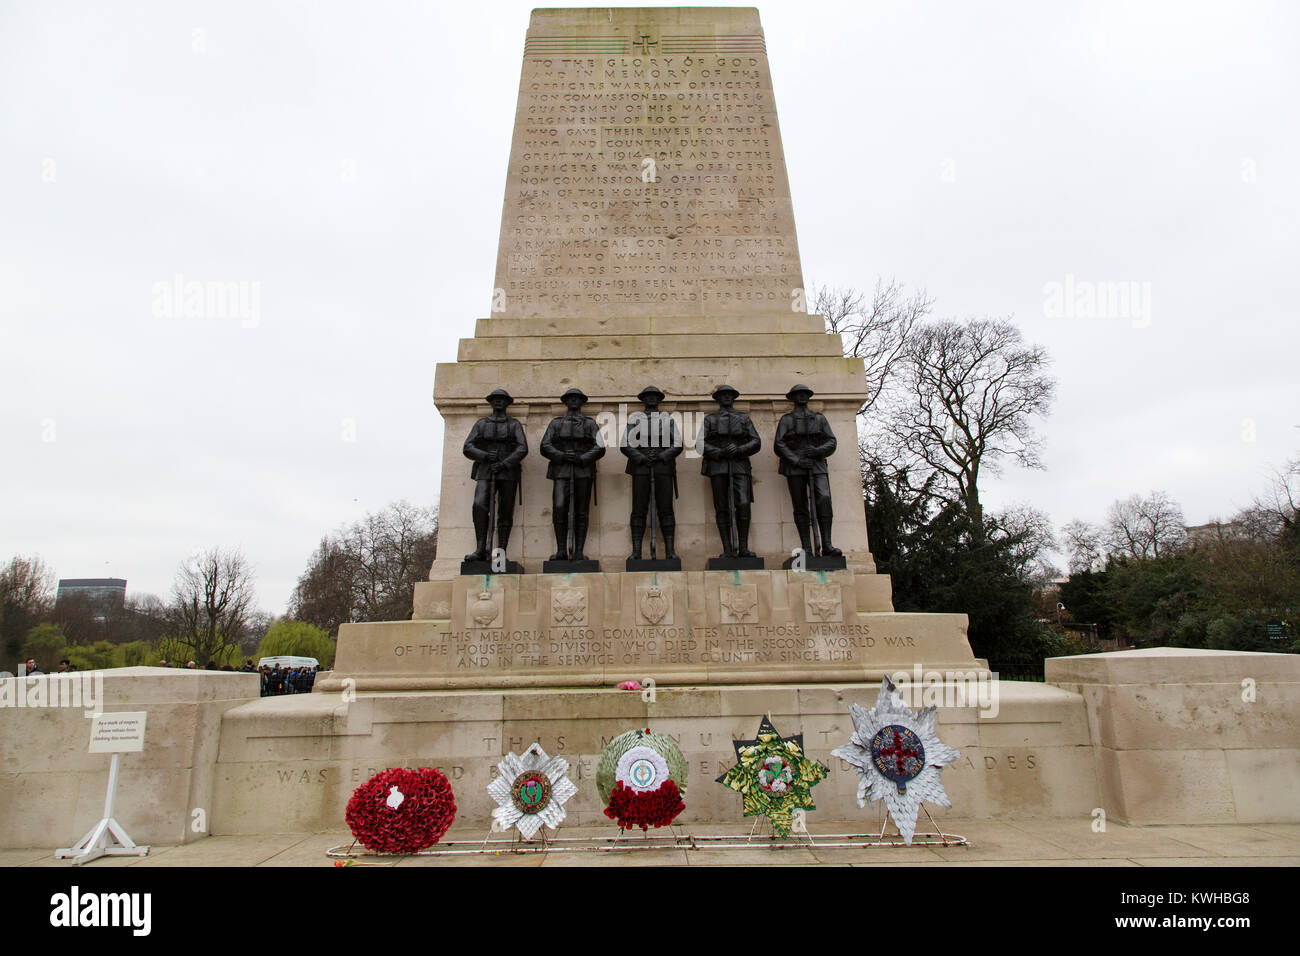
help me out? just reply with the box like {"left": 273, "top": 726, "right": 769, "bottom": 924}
{"left": 457, "top": 331, "right": 844, "bottom": 362}
{"left": 434, "top": 354, "right": 867, "bottom": 404}
{"left": 474, "top": 314, "right": 830, "bottom": 337}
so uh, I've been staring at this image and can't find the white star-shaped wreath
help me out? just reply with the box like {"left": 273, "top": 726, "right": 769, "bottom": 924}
{"left": 486, "top": 743, "right": 579, "bottom": 839}
{"left": 831, "top": 676, "right": 961, "bottom": 844}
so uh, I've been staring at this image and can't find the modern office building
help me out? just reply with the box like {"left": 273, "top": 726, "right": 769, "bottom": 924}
{"left": 54, "top": 578, "right": 127, "bottom": 615}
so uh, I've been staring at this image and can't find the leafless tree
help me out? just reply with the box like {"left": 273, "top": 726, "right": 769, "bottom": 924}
{"left": 289, "top": 500, "right": 438, "bottom": 636}
{"left": 289, "top": 538, "right": 355, "bottom": 638}
{"left": 1235, "top": 456, "right": 1300, "bottom": 542}
{"left": 0, "top": 555, "right": 54, "bottom": 615}
{"left": 815, "top": 278, "right": 934, "bottom": 415}
{"left": 1061, "top": 519, "right": 1105, "bottom": 573}
{"left": 168, "top": 547, "right": 256, "bottom": 665}
{"left": 0, "top": 554, "right": 56, "bottom": 664}
{"left": 1103, "top": 491, "right": 1187, "bottom": 560}
{"left": 343, "top": 500, "right": 438, "bottom": 622}
{"left": 873, "top": 318, "right": 1056, "bottom": 538}
{"left": 989, "top": 504, "right": 1060, "bottom": 582}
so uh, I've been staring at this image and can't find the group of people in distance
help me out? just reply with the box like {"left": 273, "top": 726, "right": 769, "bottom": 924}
{"left": 258, "top": 663, "right": 318, "bottom": 697}
{"left": 9, "top": 658, "right": 322, "bottom": 696}
{"left": 462, "top": 383, "right": 841, "bottom": 565}
{"left": 12, "top": 658, "right": 72, "bottom": 675}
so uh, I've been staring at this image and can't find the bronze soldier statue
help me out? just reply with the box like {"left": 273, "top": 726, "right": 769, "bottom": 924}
{"left": 540, "top": 387, "right": 606, "bottom": 563}
{"left": 774, "top": 384, "right": 843, "bottom": 560}
{"left": 699, "top": 384, "right": 762, "bottom": 562}
{"left": 462, "top": 388, "right": 528, "bottom": 567}
{"left": 619, "top": 385, "right": 683, "bottom": 563}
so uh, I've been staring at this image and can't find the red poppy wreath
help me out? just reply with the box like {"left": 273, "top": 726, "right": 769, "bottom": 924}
{"left": 345, "top": 767, "right": 457, "bottom": 853}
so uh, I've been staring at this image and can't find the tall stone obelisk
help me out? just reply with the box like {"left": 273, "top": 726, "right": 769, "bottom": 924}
{"left": 430, "top": 7, "right": 872, "bottom": 581}
{"left": 333, "top": 5, "right": 978, "bottom": 694}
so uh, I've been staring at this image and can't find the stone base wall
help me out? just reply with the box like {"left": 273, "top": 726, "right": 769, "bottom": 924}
{"left": 209, "top": 680, "right": 1099, "bottom": 834}
{"left": 0, "top": 668, "right": 258, "bottom": 849}
{"left": 1047, "top": 648, "right": 1300, "bottom": 825}
{"left": 4, "top": 650, "right": 1297, "bottom": 848}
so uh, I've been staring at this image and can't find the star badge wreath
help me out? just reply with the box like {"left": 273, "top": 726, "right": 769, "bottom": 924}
{"left": 486, "top": 743, "right": 579, "bottom": 840}
{"left": 831, "top": 676, "right": 961, "bottom": 845}
{"left": 717, "top": 715, "right": 828, "bottom": 837}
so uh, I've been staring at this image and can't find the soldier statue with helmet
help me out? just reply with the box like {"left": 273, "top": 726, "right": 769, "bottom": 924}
{"left": 620, "top": 384, "right": 683, "bottom": 569}
{"left": 540, "top": 386, "right": 606, "bottom": 568}
{"left": 698, "top": 384, "right": 763, "bottom": 568}
{"left": 774, "top": 383, "right": 845, "bottom": 567}
{"left": 461, "top": 387, "right": 528, "bottom": 572}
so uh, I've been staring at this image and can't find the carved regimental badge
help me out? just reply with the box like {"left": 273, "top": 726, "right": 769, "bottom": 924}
{"left": 551, "top": 587, "right": 588, "bottom": 627}
{"left": 719, "top": 584, "right": 758, "bottom": 624}
{"left": 636, "top": 584, "right": 672, "bottom": 626}
{"left": 468, "top": 589, "right": 501, "bottom": 629}
{"left": 804, "top": 583, "right": 843, "bottom": 623}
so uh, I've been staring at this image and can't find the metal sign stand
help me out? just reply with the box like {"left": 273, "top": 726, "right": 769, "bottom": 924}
{"left": 56, "top": 751, "right": 150, "bottom": 865}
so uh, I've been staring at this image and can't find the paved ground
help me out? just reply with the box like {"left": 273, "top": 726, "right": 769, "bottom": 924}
{"left": 6, "top": 820, "right": 1300, "bottom": 866}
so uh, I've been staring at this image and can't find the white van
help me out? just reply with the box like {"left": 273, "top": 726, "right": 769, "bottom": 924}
{"left": 257, "top": 656, "right": 319, "bottom": 669}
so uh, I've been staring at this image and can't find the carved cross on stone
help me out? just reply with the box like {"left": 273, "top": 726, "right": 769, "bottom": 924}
{"left": 637, "top": 32, "right": 658, "bottom": 54}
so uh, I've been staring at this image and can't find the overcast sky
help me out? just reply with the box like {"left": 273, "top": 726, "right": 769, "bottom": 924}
{"left": 2, "top": 0, "right": 1297, "bottom": 613}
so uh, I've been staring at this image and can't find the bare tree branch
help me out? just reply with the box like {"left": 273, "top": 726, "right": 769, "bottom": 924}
{"left": 813, "top": 277, "right": 934, "bottom": 414}
{"left": 168, "top": 546, "right": 256, "bottom": 665}
{"left": 1103, "top": 491, "right": 1188, "bottom": 560}
{"left": 868, "top": 317, "right": 1056, "bottom": 536}
{"left": 289, "top": 500, "right": 438, "bottom": 636}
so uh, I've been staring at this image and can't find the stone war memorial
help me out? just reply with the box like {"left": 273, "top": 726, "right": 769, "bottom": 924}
{"left": 3, "top": 7, "right": 1298, "bottom": 859}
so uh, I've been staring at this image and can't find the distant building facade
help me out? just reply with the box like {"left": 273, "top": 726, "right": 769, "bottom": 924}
{"left": 55, "top": 578, "right": 127, "bottom": 619}
{"left": 1185, "top": 521, "right": 1247, "bottom": 547}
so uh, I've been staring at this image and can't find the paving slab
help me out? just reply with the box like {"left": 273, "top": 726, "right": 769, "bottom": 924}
{"left": 860, "top": 857, "right": 1141, "bottom": 867}
{"left": 1143, "top": 825, "right": 1300, "bottom": 858}
{"left": 396, "top": 850, "right": 545, "bottom": 867}
{"left": 129, "top": 835, "right": 302, "bottom": 867}
{"left": 1004, "top": 819, "right": 1211, "bottom": 860}
{"left": 685, "top": 846, "right": 820, "bottom": 866}
{"left": 21, "top": 844, "right": 180, "bottom": 867}
{"left": 1238, "top": 823, "right": 1300, "bottom": 840}
{"left": 1132, "top": 856, "right": 1300, "bottom": 867}
{"left": 260, "top": 832, "right": 353, "bottom": 867}
{"left": 13, "top": 820, "right": 1298, "bottom": 866}
{"left": 1, "top": 848, "right": 63, "bottom": 866}
{"left": 929, "top": 820, "right": 1080, "bottom": 862}
{"left": 542, "top": 848, "right": 691, "bottom": 866}
{"left": 810, "top": 845, "right": 946, "bottom": 865}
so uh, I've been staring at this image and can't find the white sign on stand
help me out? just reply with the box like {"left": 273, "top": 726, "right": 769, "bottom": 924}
{"left": 88, "top": 712, "right": 147, "bottom": 753}
{"left": 56, "top": 711, "right": 151, "bottom": 865}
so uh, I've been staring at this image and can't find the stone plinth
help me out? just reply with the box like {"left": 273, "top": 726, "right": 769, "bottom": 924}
{"left": 0, "top": 668, "right": 258, "bottom": 849}
{"left": 1046, "top": 648, "right": 1300, "bottom": 825}
{"left": 209, "top": 680, "right": 1100, "bottom": 834}
{"left": 323, "top": 568, "right": 977, "bottom": 691}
